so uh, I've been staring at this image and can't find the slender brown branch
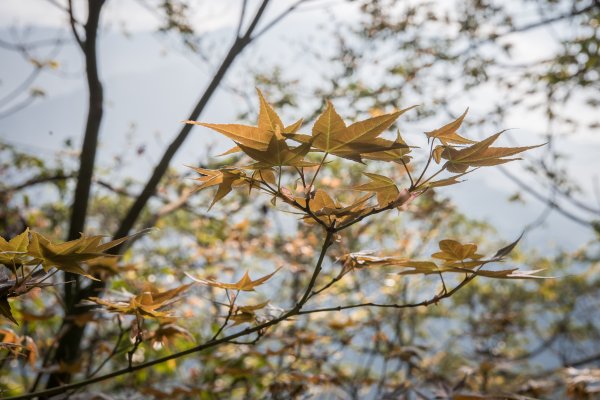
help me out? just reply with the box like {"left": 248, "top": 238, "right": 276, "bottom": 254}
{"left": 1, "top": 173, "right": 75, "bottom": 193}
{"left": 236, "top": 0, "right": 248, "bottom": 39}
{"left": 252, "top": 0, "right": 314, "bottom": 40}
{"left": 297, "top": 269, "right": 477, "bottom": 315}
{"left": 295, "top": 229, "right": 334, "bottom": 308}
{"left": 67, "top": 0, "right": 85, "bottom": 51}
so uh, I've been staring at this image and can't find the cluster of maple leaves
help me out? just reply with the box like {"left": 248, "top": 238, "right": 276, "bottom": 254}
{"left": 186, "top": 90, "right": 540, "bottom": 228}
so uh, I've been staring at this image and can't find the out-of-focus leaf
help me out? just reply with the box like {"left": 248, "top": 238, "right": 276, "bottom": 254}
{"left": 186, "top": 267, "right": 282, "bottom": 292}
{"left": 0, "top": 296, "right": 17, "bottom": 324}
{"left": 425, "top": 109, "right": 475, "bottom": 145}
{"left": 493, "top": 233, "right": 523, "bottom": 259}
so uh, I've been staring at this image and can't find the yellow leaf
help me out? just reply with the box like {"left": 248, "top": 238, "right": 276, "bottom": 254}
{"left": 236, "top": 300, "right": 269, "bottom": 313}
{"left": 238, "top": 128, "right": 315, "bottom": 167}
{"left": 312, "top": 101, "right": 347, "bottom": 152}
{"left": 431, "top": 239, "right": 483, "bottom": 263}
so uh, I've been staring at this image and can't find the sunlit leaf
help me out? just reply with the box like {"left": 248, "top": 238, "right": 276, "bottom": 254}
{"left": 353, "top": 172, "right": 400, "bottom": 207}
{"left": 189, "top": 166, "right": 247, "bottom": 209}
{"left": 431, "top": 239, "right": 484, "bottom": 263}
{"left": 441, "top": 131, "right": 543, "bottom": 173}
{"left": 425, "top": 109, "right": 475, "bottom": 145}
{"left": 186, "top": 267, "right": 282, "bottom": 292}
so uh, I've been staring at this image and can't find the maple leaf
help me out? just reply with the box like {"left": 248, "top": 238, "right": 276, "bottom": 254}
{"left": 431, "top": 239, "right": 484, "bottom": 264}
{"left": 360, "top": 134, "right": 412, "bottom": 164}
{"left": 185, "top": 267, "right": 282, "bottom": 291}
{"left": 27, "top": 231, "right": 143, "bottom": 280}
{"left": 338, "top": 251, "right": 407, "bottom": 277}
{"left": 186, "top": 122, "right": 271, "bottom": 151}
{"left": 189, "top": 166, "right": 247, "bottom": 209}
{"left": 0, "top": 228, "right": 29, "bottom": 267}
{"left": 287, "top": 102, "right": 415, "bottom": 162}
{"left": 235, "top": 300, "right": 269, "bottom": 313}
{"left": 88, "top": 284, "right": 191, "bottom": 319}
{"left": 256, "top": 88, "right": 284, "bottom": 132}
{"left": 312, "top": 102, "right": 414, "bottom": 161}
{"left": 228, "top": 300, "right": 270, "bottom": 326}
{"left": 353, "top": 172, "right": 401, "bottom": 208}
{"left": 425, "top": 109, "right": 475, "bottom": 145}
{"left": 149, "top": 323, "right": 194, "bottom": 350}
{"left": 473, "top": 268, "right": 551, "bottom": 279}
{"left": 185, "top": 89, "right": 303, "bottom": 156}
{"left": 237, "top": 127, "right": 315, "bottom": 168}
{"left": 440, "top": 131, "right": 543, "bottom": 173}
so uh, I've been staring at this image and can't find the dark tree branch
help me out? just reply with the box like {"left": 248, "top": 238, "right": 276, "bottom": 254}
{"left": 0, "top": 173, "right": 75, "bottom": 193}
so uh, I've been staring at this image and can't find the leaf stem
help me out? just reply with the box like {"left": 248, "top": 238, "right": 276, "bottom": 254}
{"left": 412, "top": 141, "right": 435, "bottom": 189}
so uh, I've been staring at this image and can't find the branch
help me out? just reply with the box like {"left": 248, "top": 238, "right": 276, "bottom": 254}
{"left": 297, "top": 270, "right": 478, "bottom": 315}
{"left": 235, "top": 0, "right": 248, "bottom": 39}
{"left": 295, "top": 229, "right": 334, "bottom": 308}
{"left": 0, "top": 173, "right": 75, "bottom": 193}
{"left": 452, "top": 3, "right": 599, "bottom": 59}
{"left": 47, "top": 0, "right": 107, "bottom": 388}
{"left": 67, "top": 0, "right": 85, "bottom": 51}
{"left": 498, "top": 166, "right": 591, "bottom": 228}
{"left": 252, "top": 0, "right": 313, "bottom": 41}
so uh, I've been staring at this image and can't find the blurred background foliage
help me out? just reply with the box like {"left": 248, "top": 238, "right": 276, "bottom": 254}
{"left": 1, "top": 0, "right": 599, "bottom": 398}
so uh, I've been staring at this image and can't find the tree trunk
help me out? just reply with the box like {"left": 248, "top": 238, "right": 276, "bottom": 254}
{"left": 45, "top": 0, "right": 106, "bottom": 388}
